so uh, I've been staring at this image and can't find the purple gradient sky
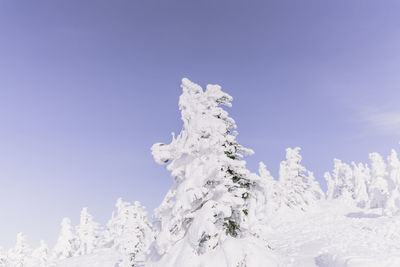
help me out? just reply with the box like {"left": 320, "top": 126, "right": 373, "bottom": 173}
{"left": 1, "top": 1, "right": 400, "bottom": 249}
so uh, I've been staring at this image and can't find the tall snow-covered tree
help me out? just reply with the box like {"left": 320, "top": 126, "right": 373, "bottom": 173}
{"left": 105, "top": 198, "right": 153, "bottom": 264}
{"left": 31, "top": 240, "right": 51, "bottom": 267}
{"left": 75, "top": 207, "right": 100, "bottom": 256}
{"left": 148, "top": 78, "right": 279, "bottom": 266}
{"left": 53, "top": 217, "right": 77, "bottom": 259}
{"left": 7, "top": 233, "right": 30, "bottom": 267}
{"left": 278, "top": 147, "right": 323, "bottom": 210}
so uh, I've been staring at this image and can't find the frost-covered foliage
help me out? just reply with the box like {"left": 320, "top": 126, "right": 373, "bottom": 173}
{"left": 104, "top": 198, "right": 153, "bottom": 264}
{"left": 53, "top": 217, "right": 77, "bottom": 260}
{"left": 278, "top": 147, "right": 324, "bottom": 210}
{"left": 6, "top": 233, "right": 31, "bottom": 267}
{"left": 31, "top": 240, "right": 51, "bottom": 267}
{"left": 254, "top": 162, "right": 281, "bottom": 217}
{"left": 75, "top": 208, "right": 100, "bottom": 256}
{"left": 351, "top": 162, "right": 370, "bottom": 208}
{"left": 0, "top": 248, "right": 6, "bottom": 266}
{"left": 149, "top": 78, "right": 279, "bottom": 266}
{"left": 369, "top": 152, "right": 389, "bottom": 210}
{"left": 325, "top": 149, "right": 400, "bottom": 215}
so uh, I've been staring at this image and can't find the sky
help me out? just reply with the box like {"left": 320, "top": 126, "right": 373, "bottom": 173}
{"left": 1, "top": 0, "right": 400, "bottom": 249}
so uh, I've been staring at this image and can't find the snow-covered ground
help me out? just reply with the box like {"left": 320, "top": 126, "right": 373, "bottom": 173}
{"left": 51, "top": 200, "right": 400, "bottom": 267}
{"left": 55, "top": 249, "right": 123, "bottom": 267}
{"left": 264, "top": 201, "right": 400, "bottom": 267}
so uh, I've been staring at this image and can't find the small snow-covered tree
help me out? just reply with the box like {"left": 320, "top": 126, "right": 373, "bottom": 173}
{"left": 75, "top": 207, "right": 100, "bottom": 256}
{"left": 0, "top": 248, "right": 6, "bottom": 267}
{"left": 330, "top": 159, "right": 354, "bottom": 202}
{"left": 325, "top": 159, "right": 370, "bottom": 207}
{"left": 324, "top": 172, "right": 334, "bottom": 200}
{"left": 257, "top": 162, "right": 280, "bottom": 215}
{"left": 0, "top": 248, "right": 6, "bottom": 266}
{"left": 7, "top": 233, "right": 30, "bottom": 267}
{"left": 53, "top": 217, "right": 77, "bottom": 259}
{"left": 351, "top": 162, "right": 370, "bottom": 208}
{"left": 105, "top": 198, "right": 153, "bottom": 264}
{"left": 387, "top": 149, "right": 400, "bottom": 190}
{"left": 247, "top": 162, "right": 282, "bottom": 236}
{"left": 278, "top": 147, "right": 323, "bottom": 210}
{"left": 256, "top": 162, "right": 282, "bottom": 217}
{"left": 31, "top": 240, "right": 51, "bottom": 267}
{"left": 148, "top": 78, "right": 278, "bottom": 266}
{"left": 385, "top": 149, "right": 400, "bottom": 215}
{"left": 368, "top": 152, "right": 389, "bottom": 211}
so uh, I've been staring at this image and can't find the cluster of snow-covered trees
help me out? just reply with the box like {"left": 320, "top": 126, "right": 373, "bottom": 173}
{"left": 1, "top": 78, "right": 400, "bottom": 267}
{"left": 0, "top": 198, "right": 153, "bottom": 267}
{"left": 325, "top": 149, "right": 400, "bottom": 215}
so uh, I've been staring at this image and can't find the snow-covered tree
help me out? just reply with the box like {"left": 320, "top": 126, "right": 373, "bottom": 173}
{"left": 387, "top": 149, "right": 400, "bottom": 190}
{"left": 75, "top": 207, "right": 100, "bottom": 256}
{"left": 330, "top": 159, "right": 354, "bottom": 202}
{"left": 53, "top": 217, "right": 77, "bottom": 259}
{"left": 105, "top": 198, "right": 153, "bottom": 264}
{"left": 368, "top": 152, "right": 389, "bottom": 211}
{"left": 0, "top": 248, "right": 6, "bottom": 267}
{"left": 246, "top": 162, "right": 282, "bottom": 236}
{"left": 278, "top": 147, "right": 323, "bottom": 210}
{"left": 324, "top": 172, "right": 334, "bottom": 200}
{"left": 0, "top": 248, "right": 6, "bottom": 266}
{"left": 148, "top": 78, "right": 279, "bottom": 266}
{"left": 351, "top": 162, "right": 370, "bottom": 208}
{"left": 385, "top": 149, "right": 400, "bottom": 215}
{"left": 7, "top": 233, "right": 30, "bottom": 267}
{"left": 256, "top": 162, "right": 281, "bottom": 216}
{"left": 31, "top": 240, "right": 51, "bottom": 267}
{"left": 325, "top": 159, "right": 370, "bottom": 207}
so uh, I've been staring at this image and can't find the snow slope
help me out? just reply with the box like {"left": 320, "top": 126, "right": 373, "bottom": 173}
{"left": 264, "top": 201, "right": 400, "bottom": 267}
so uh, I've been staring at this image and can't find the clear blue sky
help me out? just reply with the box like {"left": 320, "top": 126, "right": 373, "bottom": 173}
{"left": 1, "top": 0, "right": 400, "bottom": 249}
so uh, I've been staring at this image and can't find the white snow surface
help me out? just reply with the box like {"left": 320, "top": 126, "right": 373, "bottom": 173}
{"left": 265, "top": 201, "right": 400, "bottom": 267}
{"left": 50, "top": 200, "right": 400, "bottom": 267}
{"left": 55, "top": 249, "right": 123, "bottom": 267}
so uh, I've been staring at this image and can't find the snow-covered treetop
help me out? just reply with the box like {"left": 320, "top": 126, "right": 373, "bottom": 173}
{"left": 369, "top": 152, "right": 387, "bottom": 179}
{"left": 258, "top": 162, "right": 274, "bottom": 182}
{"left": 279, "top": 147, "right": 305, "bottom": 183}
{"left": 152, "top": 78, "right": 253, "bottom": 166}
